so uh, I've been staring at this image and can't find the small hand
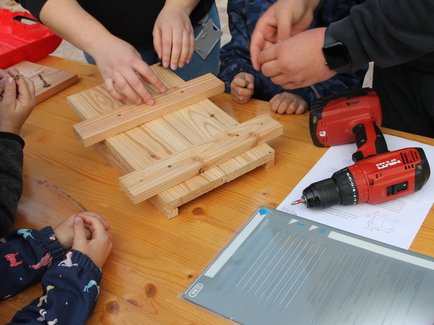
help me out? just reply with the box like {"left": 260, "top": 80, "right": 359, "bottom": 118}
{"left": 89, "top": 36, "right": 167, "bottom": 105}
{"left": 53, "top": 212, "right": 111, "bottom": 250}
{"left": 153, "top": 3, "right": 195, "bottom": 70}
{"left": 269, "top": 92, "right": 308, "bottom": 114}
{"left": 0, "top": 69, "right": 35, "bottom": 134}
{"left": 72, "top": 215, "right": 112, "bottom": 269}
{"left": 230, "top": 72, "right": 254, "bottom": 104}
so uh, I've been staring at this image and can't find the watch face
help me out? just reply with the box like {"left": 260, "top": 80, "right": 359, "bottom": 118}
{"left": 323, "top": 42, "right": 351, "bottom": 73}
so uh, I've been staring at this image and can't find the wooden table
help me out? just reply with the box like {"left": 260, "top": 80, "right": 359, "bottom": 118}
{"left": 1, "top": 57, "right": 433, "bottom": 324}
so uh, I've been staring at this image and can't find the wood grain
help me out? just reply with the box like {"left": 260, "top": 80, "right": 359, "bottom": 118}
{"left": 68, "top": 65, "right": 277, "bottom": 217}
{"left": 0, "top": 57, "right": 432, "bottom": 325}
{"left": 72, "top": 73, "right": 225, "bottom": 147}
{"left": 120, "top": 114, "right": 282, "bottom": 203}
{"left": 11, "top": 60, "right": 79, "bottom": 104}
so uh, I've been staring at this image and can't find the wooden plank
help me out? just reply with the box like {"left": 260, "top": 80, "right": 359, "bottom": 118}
{"left": 10, "top": 61, "right": 79, "bottom": 104}
{"left": 72, "top": 73, "right": 224, "bottom": 147}
{"left": 120, "top": 115, "right": 283, "bottom": 203}
{"left": 67, "top": 65, "right": 277, "bottom": 217}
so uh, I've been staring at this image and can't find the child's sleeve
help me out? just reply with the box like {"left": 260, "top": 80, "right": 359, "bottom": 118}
{"left": 218, "top": 0, "right": 262, "bottom": 92}
{"left": 0, "top": 227, "right": 66, "bottom": 299}
{"left": 9, "top": 250, "right": 102, "bottom": 325}
{"left": 0, "top": 133, "right": 25, "bottom": 237}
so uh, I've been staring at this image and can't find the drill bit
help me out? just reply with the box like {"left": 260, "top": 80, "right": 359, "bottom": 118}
{"left": 291, "top": 198, "right": 305, "bottom": 205}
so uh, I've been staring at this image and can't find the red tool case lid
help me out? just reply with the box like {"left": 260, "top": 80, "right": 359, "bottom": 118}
{"left": 0, "top": 8, "right": 62, "bottom": 69}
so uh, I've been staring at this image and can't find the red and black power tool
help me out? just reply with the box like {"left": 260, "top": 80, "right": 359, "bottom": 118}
{"left": 292, "top": 88, "right": 431, "bottom": 209}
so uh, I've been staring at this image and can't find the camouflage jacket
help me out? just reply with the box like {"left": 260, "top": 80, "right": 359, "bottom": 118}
{"left": 218, "top": 0, "right": 367, "bottom": 103}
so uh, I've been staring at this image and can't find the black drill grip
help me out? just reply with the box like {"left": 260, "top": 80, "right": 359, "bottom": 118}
{"left": 352, "top": 122, "right": 388, "bottom": 162}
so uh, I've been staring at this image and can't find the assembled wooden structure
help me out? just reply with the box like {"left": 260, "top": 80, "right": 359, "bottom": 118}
{"left": 68, "top": 66, "right": 282, "bottom": 218}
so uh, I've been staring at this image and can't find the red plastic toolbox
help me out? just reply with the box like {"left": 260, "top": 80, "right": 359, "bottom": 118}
{"left": 0, "top": 8, "right": 62, "bottom": 69}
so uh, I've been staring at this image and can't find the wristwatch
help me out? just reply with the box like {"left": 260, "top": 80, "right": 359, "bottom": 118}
{"left": 322, "top": 28, "right": 351, "bottom": 73}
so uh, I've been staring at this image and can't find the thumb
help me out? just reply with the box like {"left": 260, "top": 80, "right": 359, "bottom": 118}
{"left": 73, "top": 216, "right": 87, "bottom": 246}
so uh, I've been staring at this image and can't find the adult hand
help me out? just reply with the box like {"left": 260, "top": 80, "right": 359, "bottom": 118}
{"left": 269, "top": 92, "right": 307, "bottom": 115}
{"left": 72, "top": 215, "right": 112, "bottom": 269}
{"left": 230, "top": 72, "right": 254, "bottom": 104}
{"left": 0, "top": 69, "right": 35, "bottom": 134}
{"left": 258, "top": 27, "right": 336, "bottom": 89}
{"left": 153, "top": 2, "right": 195, "bottom": 70}
{"left": 89, "top": 35, "right": 167, "bottom": 105}
{"left": 54, "top": 212, "right": 111, "bottom": 250}
{"left": 250, "top": 0, "right": 320, "bottom": 70}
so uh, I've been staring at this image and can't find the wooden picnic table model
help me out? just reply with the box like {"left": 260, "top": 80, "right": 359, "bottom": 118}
{"left": 1, "top": 56, "right": 433, "bottom": 324}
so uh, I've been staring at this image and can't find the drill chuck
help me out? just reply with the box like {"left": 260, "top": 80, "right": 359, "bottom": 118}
{"left": 301, "top": 168, "right": 359, "bottom": 208}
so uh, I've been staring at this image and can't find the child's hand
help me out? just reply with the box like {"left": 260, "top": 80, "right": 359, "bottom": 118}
{"left": 0, "top": 69, "right": 35, "bottom": 134}
{"left": 269, "top": 92, "right": 308, "bottom": 114}
{"left": 54, "top": 212, "right": 111, "bottom": 250}
{"left": 72, "top": 214, "right": 113, "bottom": 268}
{"left": 230, "top": 72, "right": 254, "bottom": 104}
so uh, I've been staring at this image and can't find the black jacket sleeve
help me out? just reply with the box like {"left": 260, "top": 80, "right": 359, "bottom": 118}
{"left": 328, "top": 0, "right": 434, "bottom": 70}
{"left": 15, "top": 0, "right": 47, "bottom": 20}
{"left": 0, "top": 132, "right": 24, "bottom": 237}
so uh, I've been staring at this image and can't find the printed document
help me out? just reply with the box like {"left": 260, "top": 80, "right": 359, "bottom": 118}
{"left": 278, "top": 135, "right": 434, "bottom": 249}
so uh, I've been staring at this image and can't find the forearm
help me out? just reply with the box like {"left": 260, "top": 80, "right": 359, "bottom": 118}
{"left": 163, "top": 0, "right": 201, "bottom": 14}
{"left": 0, "top": 134, "right": 24, "bottom": 236}
{"left": 0, "top": 227, "right": 66, "bottom": 298}
{"left": 37, "top": 0, "right": 114, "bottom": 58}
{"left": 328, "top": 0, "right": 434, "bottom": 69}
{"left": 10, "top": 250, "right": 102, "bottom": 324}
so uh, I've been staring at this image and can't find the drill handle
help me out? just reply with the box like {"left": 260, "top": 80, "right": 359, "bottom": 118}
{"left": 352, "top": 121, "right": 388, "bottom": 162}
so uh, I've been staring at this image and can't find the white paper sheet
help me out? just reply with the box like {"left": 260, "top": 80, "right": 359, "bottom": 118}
{"left": 278, "top": 135, "right": 434, "bottom": 249}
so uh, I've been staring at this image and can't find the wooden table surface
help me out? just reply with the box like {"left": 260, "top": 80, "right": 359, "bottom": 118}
{"left": 1, "top": 56, "right": 433, "bottom": 324}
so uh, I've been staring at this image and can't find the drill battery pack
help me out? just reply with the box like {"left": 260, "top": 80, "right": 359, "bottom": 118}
{"left": 0, "top": 8, "right": 62, "bottom": 69}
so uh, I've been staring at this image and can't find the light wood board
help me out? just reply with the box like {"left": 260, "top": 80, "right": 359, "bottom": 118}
{"left": 11, "top": 60, "right": 79, "bottom": 104}
{"left": 68, "top": 66, "right": 278, "bottom": 218}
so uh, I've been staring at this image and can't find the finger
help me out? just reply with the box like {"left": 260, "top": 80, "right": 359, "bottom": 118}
{"left": 278, "top": 98, "right": 291, "bottom": 114}
{"left": 2, "top": 77, "right": 17, "bottom": 107}
{"left": 233, "top": 76, "right": 247, "bottom": 88}
{"left": 153, "top": 28, "right": 163, "bottom": 60}
{"left": 276, "top": 9, "right": 292, "bottom": 41}
{"left": 258, "top": 45, "right": 279, "bottom": 70}
{"left": 269, "top": 95, "right": 280, "bottom": 112}
{"left": 170, "top": 29, "right": 183, "bottom": 70}
{"left": 186, "top": 29, "right": 195, "bottom": 64}
{"left": 85, "top": 217, "right": 109, "bottom": 240}
{"left": 134, "top": 62, "right": 167, "bottom": 93}
{"left": 73, "top": 216, "right": 88, "bottom": 244}
{"left": 78, "top": 212, "right": 111, "bottom": 231}
{"left": 245, "top": 74, "right": 255, "bottom": 89}
{"left": 104, "top": 78, "right": 125, "bottom": 101}
{"left": 112, "top": 70, "right": 143, "bottom": 105}
{"left": 15, "top": 74, "right": 31, "bottom": 100}
{"left": 25, "top": 77, "right": 36, "bottom": 98}
{"left": 178, "top": 30, "right": 191, "bottom": 68}
{"left": 250, "top": 10, "right": 275, "bottom": 70}
{"left": 161, "top": 31, "right": 173, "bottom": 68}
{"left": 0, "top": 78, "right": 5, "bottom": 96}
{"left": 295, "top": 102, "right": 308, "bottom": 114}
{"left": 235, "top": 87, "right": 253, "bottom": 99}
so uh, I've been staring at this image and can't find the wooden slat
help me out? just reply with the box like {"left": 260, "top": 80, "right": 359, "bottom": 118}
{"left": 10, "top": 61, "right": 79, "bottom": 104}
{"left": 120, "top": 115, "right": 283, "bottom": 203}
{"left": 72, "top": 73, "right": 224, "bottom": 147}
{"left": 67, "top": 65, "right": 277, "bottom": 217}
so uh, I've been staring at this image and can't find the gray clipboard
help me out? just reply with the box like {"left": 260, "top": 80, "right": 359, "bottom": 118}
{"left": 183, "top": 207, "right": 434, "bottom": 325}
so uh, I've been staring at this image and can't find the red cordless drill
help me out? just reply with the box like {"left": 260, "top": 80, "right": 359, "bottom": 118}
{"left": 292, "top": 88, "right": 431, "bottom": 208}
